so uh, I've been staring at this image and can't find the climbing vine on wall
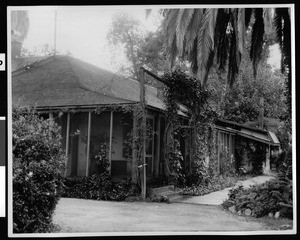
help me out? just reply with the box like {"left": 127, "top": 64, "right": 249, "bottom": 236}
{"left": 162, "top": 69, "right": 218, "bottom": 184}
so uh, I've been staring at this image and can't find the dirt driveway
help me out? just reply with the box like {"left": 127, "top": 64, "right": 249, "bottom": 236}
{"left": 53, "top": 197, "right": 277, "bottom": 233}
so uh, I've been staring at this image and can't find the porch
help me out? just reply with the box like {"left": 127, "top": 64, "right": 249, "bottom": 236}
{"left": 47, "top": 109, "right": 191, "bottom": 183}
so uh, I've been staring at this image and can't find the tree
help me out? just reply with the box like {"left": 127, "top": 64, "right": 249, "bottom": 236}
{"left": 160, "top": 8, "right": 291, "bottom": 89}
{"left": 106, "top": 13, "right": 146, "bottom": 80}
{"left": 207, "top": 30, "right": 286, "bottom": 126}
{"left": 20, "top": 43, "right": 66, "bottom": 57}
{"left": 106, "top": 13, "right": 168, "bottom": 81}
{"left": 160, "top": 7, "right": 292, "bottom": 151}
{"left": 11, "top": 10, "right": 30, "bottom": 58}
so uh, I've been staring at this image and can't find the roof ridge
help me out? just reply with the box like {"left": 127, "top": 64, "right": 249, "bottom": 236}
{"left": 65, "top": 57, "right": 138, "bottom": 104}
{"left": 217, "top": 118, "right": 269, "bottom": 134}
{"left": 12, "top": 55, "right": 57, "bottom": 76}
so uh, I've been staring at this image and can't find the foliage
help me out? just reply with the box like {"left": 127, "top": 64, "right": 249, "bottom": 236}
{"left": 82, "top": 133, "right": 110, "bottom": 175}
{"left": 182, "top": 174, "right": 248, "bottom": 196}
{"left": 207, "top": 31, "right": 286, "bottom": 125}
{"left": 62, "top": 173, "right": 140, "bottom": 201}
{"left": 235, "top": 137, "right": 266, "bottom": 175}
{"left": 20, "top": 43, "right": 70, "bottom": 57}
{"left": 219, "top": 148, "right": 235, "bottom": 175}
{"left": 160, "top": 8, "right": 291, "bottom": 89}
{"left": 106, "top": 13, "right": 166, "bottom": 81}
{"left": 13, "top": 106, "right": 66, "bottom": 233}
{"left": 166, "top": 139, "right": 186, "bottom": 186}
{"left": 162, "top": 69, "right": 218, "bottom": 184}
{"left": 276, "top": 146, "right": 292, "bottom": 180}
{"left": 221, "top": 176, "right": 293, "bottom": 219}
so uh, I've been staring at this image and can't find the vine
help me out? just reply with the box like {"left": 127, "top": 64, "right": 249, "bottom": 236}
{"left": 162, "top": 69, "right": 218, "bottom": 185}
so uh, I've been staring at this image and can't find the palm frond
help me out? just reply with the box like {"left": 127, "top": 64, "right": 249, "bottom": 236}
{"left": 215, "top": 9, "right": 230, "bottom": 71}
{"left": 196, "top": 8, "right": 218, "bottom": 85}
{"left": 162, "top": 9, "right": 180, "bottom": 69}
{"left": 227, "top": 12, "right": 240, "bottom": 87}
{"left": 185, "top": 9, "right": 204, "bottom": 54}
{"left": 202, "top": 49, "right": 215, "bottom": 86}
{"left": 274, "top": 8, "right": 283, "bottom": 49}
{"left": 250, "top": 8, "right": 264, "bottom": 78}
{"left": 237, "top": 8, "right": 246, "bottom": 55}
{"left": 274, "top": 8, "right": 291, "bottom": 73}
{"left": 189, "top": 38, "right": 198, "bottom": 75}
{"left": 245, "top": 8, "right": 252, "bottom": 29}
{"left": 281, "top": 8, "right": 291, "bottom": 69}
{"left": 263, "top": 8, "right": 274, "bottom": 33}
{"left": 176, "top": 9, "right": 195, "bottom": 56}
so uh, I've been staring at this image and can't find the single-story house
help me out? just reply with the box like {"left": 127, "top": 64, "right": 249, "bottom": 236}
{"left": 12, "top": 55, "right": 281, "bottom": 184}
{"left": 214, "top": 119, "right": 281, "bottom": 173}
{"left": 12, "top": 55, "right": 191, "bottom": 184}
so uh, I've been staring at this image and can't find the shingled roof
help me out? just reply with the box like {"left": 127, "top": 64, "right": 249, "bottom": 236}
{"left": 12, "top": 55, "right": 165, "bottom": 111}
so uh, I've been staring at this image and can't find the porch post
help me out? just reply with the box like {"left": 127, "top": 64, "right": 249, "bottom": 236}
{"left": 65, "top": 112, "right": 71, "bottom": 177}
{"left": 65, "top": 112, "right": 70, "bottom": 158}
{"left": 109, "top": 111, "right": 114, "bottom": 175}
{"left": 132, "top": 109, "right": 138, "bottom": 183}
{"left": 264, "top": 144, "right": 271, "bottom": 174}
{"left": 217, "top": 131, "right": 220, "bottom": 173}
{"left": 85, "top": 111, "right": 91, "bottom": 177}
{"left": 140, "top": 68, "right": 146, "bottom": 200}
{"left": 155, "top": 115, "right": 161, "bottom": 177}
{"left": 49, "top": 112, "right": 54, "bottom": 120}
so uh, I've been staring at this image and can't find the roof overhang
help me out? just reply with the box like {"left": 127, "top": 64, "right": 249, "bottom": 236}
{"left": 215, "top": 119, "right": 280, "bottom": 147}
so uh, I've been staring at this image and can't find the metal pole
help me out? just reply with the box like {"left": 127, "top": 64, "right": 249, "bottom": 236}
{"left": 109, "top": 111, "right": 114, "bottom": 175}
{"left": 54, "top": 10, "right": 57, "bottom": 56}
{"left": 140, "top": 68, "right": 146, "bottom": 200}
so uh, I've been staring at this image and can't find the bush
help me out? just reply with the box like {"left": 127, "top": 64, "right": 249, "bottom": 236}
{"left": 221, "top": 176, "right": 293, "bottom": 219}
{"left": 182, "top": 174, "right": 248, "bottom": 196}
{"left": 13, "top": 106, "right": 66, "bottom": 233}
{"left": 277, "top": 146, "right": 292, "bottom": 180}
{"left": 62, "top": 173, "right": 140, "bottom": 201}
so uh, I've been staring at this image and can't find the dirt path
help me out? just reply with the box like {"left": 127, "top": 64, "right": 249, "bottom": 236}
{"left": 53, "top": 197, "right": 276, "bottom": 233}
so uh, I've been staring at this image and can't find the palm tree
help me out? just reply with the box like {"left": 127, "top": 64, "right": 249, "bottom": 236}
{"left": 160, "top": 8, "right": 291, "bottom": 88}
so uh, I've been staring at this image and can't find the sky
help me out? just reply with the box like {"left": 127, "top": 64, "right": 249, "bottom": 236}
{"left": 19, "top": 6, "right": 281, "bottom": 72}
{"left": 21, "top": 6, "right": 161, "bottom": 72}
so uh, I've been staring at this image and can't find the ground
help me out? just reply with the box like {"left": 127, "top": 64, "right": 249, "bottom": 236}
{"left": 52, "top": 197, "right": 292, "bottom": 233}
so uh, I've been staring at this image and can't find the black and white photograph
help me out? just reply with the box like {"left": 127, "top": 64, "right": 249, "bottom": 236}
{"left": 7, "top": 4, "right": 296, "bottom": 237}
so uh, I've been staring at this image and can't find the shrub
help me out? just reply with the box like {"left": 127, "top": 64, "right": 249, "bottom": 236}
{"left": 62, "top": 173, "right": 140, "bottom": 201}
{"left": 235, "top": 138, "right": 265, "bottom": 175}
{"left": 13, "top": 106, "right": 66, "bottom": 233}
{"left": 277, "top": 146, "right": 292, "bottom": 180}
{"left": 182, "top": 173, "right": 248, "bottom": 196}
{"left": 221, "top": 176, "right": 293, "bottom": 219}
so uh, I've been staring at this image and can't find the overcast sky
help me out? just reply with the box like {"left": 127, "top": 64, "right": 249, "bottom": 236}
{"left": 21, "top": 6, "right": 161, "bottom": 71}
{"left": 18, "top": 6, "right": 281, "bottom": 72}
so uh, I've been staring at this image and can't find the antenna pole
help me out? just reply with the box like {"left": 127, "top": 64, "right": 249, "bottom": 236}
{"left": 54, "top": 10, "right": 57, "bottom": 56}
